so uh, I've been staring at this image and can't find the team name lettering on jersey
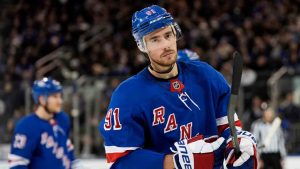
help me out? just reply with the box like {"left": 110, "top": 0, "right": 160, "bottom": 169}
{"left": 152, "top": 106, "right": 165, "bottom": 126}
{"left": 180, "top": 122, "right": 192, "bottom": 140}
{"left": 41, "top": 132, "right": 71, "bottom": 169}
{"left": 164, "top": 113, "right": 178, "bottom": 133}
{"left": 152, "top": 107, "right": 193, "bottom": 137}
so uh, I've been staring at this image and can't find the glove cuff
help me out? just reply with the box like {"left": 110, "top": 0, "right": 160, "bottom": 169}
{"left": 226, "top": 130, "right": 257, "bottom": 146}
{"left": 172, "top": 140, "right": 194, "bottom": 169}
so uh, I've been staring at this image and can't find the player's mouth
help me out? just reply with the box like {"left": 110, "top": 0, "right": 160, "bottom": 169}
{"left": 161, "top": 51, "right": 175, "bottom": 58}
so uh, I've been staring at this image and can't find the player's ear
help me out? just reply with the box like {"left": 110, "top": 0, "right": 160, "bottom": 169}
{"left": 38, "top": 96, "right": 46, "bottom": 105}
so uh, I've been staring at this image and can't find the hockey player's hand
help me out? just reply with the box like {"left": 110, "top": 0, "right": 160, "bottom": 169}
{"left": 225, "top": 130, "right": 258, "bottom": 169}
{"left": 171, "top": 135, "right": 225, "bottom": 169}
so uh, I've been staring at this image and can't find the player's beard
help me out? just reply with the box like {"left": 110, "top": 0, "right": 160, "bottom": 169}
{"left": 45, "top": 104, "right": 61, "bottom": 115}
{"left": 160, "top": 49, "right": 177, "bottom": 65}
{"left": 150, "top": 49, "right": 177, "bottom": 70}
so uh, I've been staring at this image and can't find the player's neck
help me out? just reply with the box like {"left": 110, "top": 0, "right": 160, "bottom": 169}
{"left": 35, "top": 106, "right": 54, "bottom": 120}
{"left": 148, "top": 63, "right": 178, "bottom": 79}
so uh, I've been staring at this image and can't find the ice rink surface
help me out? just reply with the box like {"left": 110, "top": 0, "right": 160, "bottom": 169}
{"left": 1, "top": 156, "right": 300, "bottom": 169}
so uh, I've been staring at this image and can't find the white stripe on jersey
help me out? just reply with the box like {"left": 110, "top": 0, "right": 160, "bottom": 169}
{"left": 216, "top": 113, "right": 239, "bottom": 126}
{"left": 105, "top": 146, "right": 139, "bottom": 153}
{"left": 8, "top": 154, "right": 30, "bottom": 168}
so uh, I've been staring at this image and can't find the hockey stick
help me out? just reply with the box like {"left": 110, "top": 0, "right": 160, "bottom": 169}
{"left": 227, "top": 51, "right": 243, "bottom": 155}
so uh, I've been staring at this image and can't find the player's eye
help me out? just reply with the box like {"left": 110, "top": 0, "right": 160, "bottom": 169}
{"left": 150, "top": 38, "right": 159, "bottom": 43}
{"left": 165, "top": 32, "right": 174, "bottom": 39}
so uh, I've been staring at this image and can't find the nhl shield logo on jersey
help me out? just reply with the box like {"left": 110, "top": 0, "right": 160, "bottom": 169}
{"left": 173, "top": 81, "right": 180, "bottom": 90}
{"left": 170, "top": 79, "right": 184, "bottom": 93}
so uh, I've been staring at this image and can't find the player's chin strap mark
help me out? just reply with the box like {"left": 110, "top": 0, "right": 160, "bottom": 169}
{"left": 149, "top": 64, "right": 175, "bottom": 74}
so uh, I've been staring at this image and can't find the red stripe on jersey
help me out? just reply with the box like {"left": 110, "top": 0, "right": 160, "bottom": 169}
{"left": 106, "top": 150, "right": 131, "bottom": 163}
{"left": 187, "top": 135, "right": 203, "bottom": 144}
{"left": 217, "top": 120, "right": 242, "bottom": 135}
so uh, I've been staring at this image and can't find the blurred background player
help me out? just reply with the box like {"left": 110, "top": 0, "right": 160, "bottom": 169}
{"left": 251, "top": 105, "right": 286, "bottom": 169}
{"left": 8, "top": 77, "right": 80, "bottom": 169}
{"left": 99, "top": 5, "right": 257, "bottom": 169}
{"left": 177, "top": 49, "right": 200, "bottom": 62}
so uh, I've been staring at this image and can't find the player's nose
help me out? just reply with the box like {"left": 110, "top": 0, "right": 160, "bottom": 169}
{"left": 57, "top": 97, "right": 63, "bottom": 105}
{"left": 161, "top": 39, "right": 172, "bottom": 50}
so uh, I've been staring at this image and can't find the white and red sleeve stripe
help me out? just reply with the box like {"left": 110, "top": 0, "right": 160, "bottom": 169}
{"left": 104, "top": 146, "right": 139, "bottom": 163}
{"left": 8, "top": 154, "right": 30, "bottom": 168}
{"left": 216, "top": 113, "right": 242, "bottom": 135}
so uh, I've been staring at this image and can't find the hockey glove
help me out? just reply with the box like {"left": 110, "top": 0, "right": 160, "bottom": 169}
{"left": 171, "top": 135, "right": 225, "bottom": 169}
{"left": 225, "top": 130, "right": 258, "bottom": 169}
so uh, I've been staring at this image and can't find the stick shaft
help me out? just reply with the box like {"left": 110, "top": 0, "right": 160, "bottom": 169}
{"left": 227, "top": 51, "right": 243, "bottom": 155}
{"left": 228, "top": 95, "right": 240, "bottom": 153}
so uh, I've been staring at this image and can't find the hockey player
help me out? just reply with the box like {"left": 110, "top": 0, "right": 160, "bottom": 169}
{"left": 99, "top": 5, "right": 257, "bottom": 169}
{"left": 8, "top": 78, "right": 79, "bottom": 169}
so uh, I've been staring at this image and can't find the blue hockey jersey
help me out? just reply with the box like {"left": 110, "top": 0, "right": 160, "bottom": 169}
{"left": 99, "top": 61, "right": 242, "bottom": 169}
{"left": 9, "top": 112, "right": 75, "bottom": 169}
